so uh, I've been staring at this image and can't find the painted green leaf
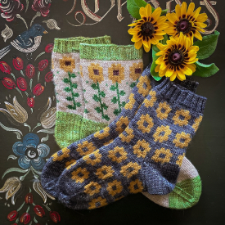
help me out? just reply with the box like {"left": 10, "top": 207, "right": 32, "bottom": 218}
{"left": 127, "top": 0, "right": 147, "bottom": 20}
{"left": 101, "top": 103, "right": 108, "bottom": 110}
{"left": 111, "top": 97, "right": 118, "bottom": 104}
{"left": 68, "top": 105, "right": 76, "bottom": 110}
{"left": 99, "top": 91, "right": 106, "bottom": 97}
{"left": 76, "top": 102, "right": 81, "bottom": 107}
{"left": 103, "top": 115, "right": 110, "bottom": 121}
{"left": 72, "top": 93, "right": 79, "bottom": 97}
{"left": 72, "top": 83, "right": 78, "bottom": 89}
{"left": 122, "top": 101, "right": 126, "bottom": 107}
{"left": 110, "top": 85, "right": 117, "bottom": 91}
{"left": 120, "top": 90, "right": 126, "bottom": 96}
{"left": 95, "top": 107, "right": 101, "bottom": 113}
{"left": 63, "top": 78, "right": 70, "bottom": 83}
{"left": 91, "top": 83, "right": 98, "bottom": 90}
{"left": 113, "top": 109, "right": 120, "bottom": 116}
{"left": 193, "top": 61, "right": 219, "bottom": 78}
{"left": 93, "top": 94, "right": 100, "bottom": 102}
{"left": 66, "top": 97, "right": 73, "bottom": 101}
{"left": 69, "top": 73, "right": 76, "bottom": 78}
{"left": 130, "top": 82, "right": 136, "bottom": 88}
{"left": 64, "top": 87, "right": 71, "bottom": 92}
{"left": 194, "top": 31, "right": 220, "bottom": 60}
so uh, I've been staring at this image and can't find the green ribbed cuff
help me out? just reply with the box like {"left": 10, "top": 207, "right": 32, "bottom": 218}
{"left": 79, "top": 44, "right": 143, "bottom": 61}
{"left": 53, "top": 36, "right": 111, "bottom": 53}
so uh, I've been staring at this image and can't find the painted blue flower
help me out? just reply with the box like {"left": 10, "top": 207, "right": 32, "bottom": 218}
{"left": 12, "top": 133, "right": 50, "bottom": 171}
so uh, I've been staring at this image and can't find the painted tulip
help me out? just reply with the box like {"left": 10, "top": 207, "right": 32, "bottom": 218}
{"left": 33, "top": 83, "right": 44, "bottom": 96}
{"left": 27, "top": 97, "right": 35, "bottom": 108}
{"left": 7, "top": 210, "right": 18, "bottom": 221}
{"left": 45, "top": 71, "right": 53, "bottom": 82}
{"left": 33, "top": 205, "right": 45, "bottom": 217}
{"left": 45, "top": 43, "right": 54, "bottom": 53}
{"left": 20, "top": 213, "right": 31, "bottom": 225}
{"left": 50, "top": 211, "right": 61, "bottom": 223}
{"left": 25, "top": 64, "right": 35, "bottom": 79}
{"left": 0, "top": 61, "right": 11, "bottom": 74}
{"left": 17, "top": 77, "right": 27, "bottom": 91}
{"left": 38, "top": 59, "right": 48, "bottom": 71}
{"left": 2, "top": 77, "right": 16, "bottom": 89}
{"left": 25, "top": 193, "right": 33, "bottom": 204}
{"left": 13, "top": 57, "right": 23, "bottom": 70}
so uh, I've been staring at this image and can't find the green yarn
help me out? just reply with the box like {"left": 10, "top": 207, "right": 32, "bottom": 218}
{"left": 53, "top": 36, "right": 111, "bottom": 54}
{"left": 54, "top": 111, "right": 108, "bottom": 148}
{"left": 169, "top": 176, "right": 202, "bottom": 209}
{"left": 79, "top": 44, "right": 143, "bottom": 61}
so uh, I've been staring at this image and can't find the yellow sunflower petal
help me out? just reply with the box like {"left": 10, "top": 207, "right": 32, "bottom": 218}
{"left": 151, "top": 7, "right": 162, "bottom": 22}
{"left": 165, "top": 69, "right": 174, "bottom": 77}
{"left": 128, "top": 22, "right": 138, "bottom": 27}
{"left": 181, "top": 2, "right": 187, "bottom": 16}
{"left": 155, "top": 64, "right": 160, "bottom": 72}
{"left": 197, "top": 13, "right": 208, "bottom": 23}
{"left": 134, "top": 40, "right": 143, "bottom": 49}
{"left": 157, "top": 16, "right": 168, "bottom": 24}
{"left": 186, "top": 58, "right": 198, "bottom": 64}
{"left": 177, "top": 71, "right": 186, "bottom": 81}
{"left": 155, "top": 56, "right": 164, "bottom": 64}
{"left": 139, "top": 7, "right": 147, "bottom": 18}
{"left": 193, "top": 7, "right": 201, "bottom": 19}
{"left": 175, "top": 4, "right": 181, "bottom": 17}
{"left": 157, "top": 43, "right": 166, "bottom": 51}
{"left": 128, "top": 28, "right": 138, "bottom": 35}
{"left": 195, "top": 22, "right": 207, "bottom": 28}
{"left": 143, "top": 43, "right": 151, "bottom": 52}
{"left": 155, "top": 30, "right": 167, "bottom": 36}
{"left": 170, "top": 72, "right": 177, "bottom": 81}
{"left": 131, "top": 34, "right": 141, "bottom": 42}
{"left": 166, "top": 13, "right": 179, "bottom": 24}
{"left": 194, "top": 30, "right": 203, "bottom": 40}
{"left": 182, "top": 65, "right": 193, "bottom": 75}
{"left": 146, "top": 4, "right": 152, "bottom": 17}
{"left": 186, "top": 64, "right": 196, "bottom": 73}
{"left": 187, "top": 2, "right": 195, "bottom": 15}
{"left": 159, "top": 67, "right": 167, "bottom": 77}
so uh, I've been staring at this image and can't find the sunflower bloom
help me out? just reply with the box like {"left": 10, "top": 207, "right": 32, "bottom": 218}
{"left": 165, "top": 2, "right": 208, "bottom": 41}
{"left": 155, "top": 33, "right": 199, "bottom": 81}
{"left": 128, "top": 4, "right": 167, "bottom": 52}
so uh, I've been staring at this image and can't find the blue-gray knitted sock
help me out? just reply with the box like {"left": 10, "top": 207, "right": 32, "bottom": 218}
{"left": 56, "top": 78, "right": 206, "bottom": 210}
{"left": 41, "top": 65, "right": 156, "bottom": 197}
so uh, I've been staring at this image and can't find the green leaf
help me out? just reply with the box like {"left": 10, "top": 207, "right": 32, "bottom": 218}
{"left": 76, "top": 102, "right": 81, "bottom": 107}
{"left": 111, "top": 97, "right": 118, "bottom": 104}
{"left": 66, "top": 97, "right": 73, "bottom": 101}
{"left": 68, "top": 105, "right": 76, "bottom": 110}
{"left": 120, "top": 90, "right": 126, "bottom": 96}
{"left": 151, "top": 46, "right": 162, "bottom": 81}
{"left": 69, "top": 73, "right": 76, "bottom": 78}
{"left": 99, "top": 91, "right": 106, "bottom": 97}
{"left": 193, "top": 61, "right": 219, "bottom": 78}
{"left": 110, "top": 85, "right": 117, "bottom": 91}
{"left": 161, "top": 34, "right": 169, "bottom": 45}
{"left": 64, "top": 87, "right": 71, "bottom": 92}
{"left": 122, "top": 101, "right": 126, "bottom": 107}
{"left": 95, "top": 107, "right": 101, "bottom": 113}
{"left": 127, "top": 0, "right": 147, "bottom": 20}
{"left": 72, "top": 93, "right": 79, "bottom": 97}
{"left": 91, "top": 83, "right": 98, "bottom": 90}
{"left": 194, "top": 31, "right": 220, "bottom": 60}
{"left": 101, "top": 103, "right": 108, "bottom": 110}
{"left": 93, "top": 94, "right": 100, "bottom": 102}
{"left": 71, "top": 83, "right": 78, "bottom": 89}
{"left": 103, "top": 115, "right": 110, "bottom": 121}
{"left": 130, "top": 82, "right": 136, "bottom": 88}
{"left": 113, "top": 109, "right": 120, "bottom": 116}
{"left": 63, "top": 78, "right": 70, "bottom": 83}
{"left": 84, "top": 109, "right": 89, "bottom": 114}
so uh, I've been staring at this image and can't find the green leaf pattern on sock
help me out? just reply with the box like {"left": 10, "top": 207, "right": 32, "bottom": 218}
{"left": 63, "top": 72, "right": 81, "bottom": 110}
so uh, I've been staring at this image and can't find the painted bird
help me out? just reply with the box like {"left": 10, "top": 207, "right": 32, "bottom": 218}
{"left": 0, "top": 24, "right": 48, "bottom": 59}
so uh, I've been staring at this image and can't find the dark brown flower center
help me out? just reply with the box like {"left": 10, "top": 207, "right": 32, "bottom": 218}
{"left": 169, "top": 51, "right": 184, "bottom": 65}
{"left": 141, "top": 22, "right": 154, "bottom": 37}
{"left": 177, "top": 19, "right": 192, "bottom": 34}
{"left": 93, "top": 69, "right": 99, "bottom": 75}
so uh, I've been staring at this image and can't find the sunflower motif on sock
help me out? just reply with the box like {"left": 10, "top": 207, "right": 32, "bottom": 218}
{"left": 52, "top": 147, "right": 70, "bottom": 162}
{"left": 128, "top": 4, "right": 167, "bottom": 52}
{"left": 144, "top": 91, "right": 157, "bottom": 108}
{"left": 136, "top": 76, "right": 151, "bottom": 97}
{"left": 94, "top": 127, "right": 110, "bottom": 140}
{"left": 107, "top": 180, "right": 123, "bottom": 197}
{"left": 88, "top": 197, "right": 107, "bottom": 210}
{"left": 165, "top": 2, "right": 208, "bottom": 41}
{"left": 115, "top": 116, "right": 129, "bottom": 134}
{"left": 156, "top": 102, "right": 172, "bottom": 120}
{"left": 80, "top": 65, "right": 83, "bottom": 77}
{"left": 153, "top": 125, "right": 172, "bottom": 143}
{"left": 83, "top": 150, "right": 102, "bottom": 166}
{"left": 137, "top": 114, "right": 154, "bottom": 133}
{"left": 173, "top": 109, "right": 191, "bottom": 126}
{"left": 109, "top": 63, "right": 126, "bottom": 116}
{"left": 151, "top": 148, "right": 173, "bottom": 164}
{"left": 95, "top": 165, "right": 114, "bottom": 179}
{"left": 84, "top": 182, "right": 101, "bottom": 196}
{"left": 65, "top": 159, "right": 76, "bottom": 168}
{"left": 124, "top": 93, "right": 135, "bottom": 110}
{"left": 71, "top": 167, "right": 89, "bottom": 183}
{"left": 129, "top": 62, "right": 143, "bottom": 81}
{"left": 173, "top": 132, "right": 191, "bottom": 148}
{"left": 133, "top": 140, "right": 151, "bottom": 158}
{"left": 77, "top": 141, "right": 96, "bottom": 156}
{"left": 60, "top": 56, "right": 75, "bottom": 72}
{"left": 128, "top": 179, "right": 144, "bottom": 194}
{"left": 192, "top": 115, "right": 203, "bottom": 132}
{"left": 155, "top": 33, "right": 199, "bottom": 81}
{"left": 108, "top": 146, "right": 127, "bottom": 163}
{"left": 176, "top": 153, "right": 185, "bottom": 167}
{"left": 88, "top": 63, "right": 109, "bottom": 121}
{"left": 120, "top": 162, "right": 141, "bottom": 178}
{"left": 120, "top": 127, "right": 134, "bottom": 143}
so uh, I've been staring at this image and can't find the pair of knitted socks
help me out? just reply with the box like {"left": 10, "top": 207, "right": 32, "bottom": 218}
{"left": 52, "top": 36, "right": 143, "bottom": 148}
{"left": 42, "top": 57, "right": 206, "bottom": 210}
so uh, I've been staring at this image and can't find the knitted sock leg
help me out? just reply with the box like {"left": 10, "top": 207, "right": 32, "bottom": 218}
{"left": 41, "top": 65, "right": 155, "bottom": 197}
{"left": 143, "top": 157, "right": 202, "bottom": 209}
{"left": 56, "top": 78, "right": 206, "bottom": 210}
{"left": 79, "top": 44, "right": 143, "bottom": 138}
{"left": 53, "top": 36, "right": 111, "bottom": 148}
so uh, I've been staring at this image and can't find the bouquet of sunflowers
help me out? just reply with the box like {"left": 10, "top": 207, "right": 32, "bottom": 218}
{"left": 127, "top": 0, "right": 220, "bottom": 81}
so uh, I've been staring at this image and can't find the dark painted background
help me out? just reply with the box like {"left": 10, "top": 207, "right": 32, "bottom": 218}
{"left": 0, "top": 0, "right": 224, "bottom": 224}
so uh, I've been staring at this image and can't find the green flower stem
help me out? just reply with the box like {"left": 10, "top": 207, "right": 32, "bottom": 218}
{"left": 68, "top": 73, "right": 77, "bottom": 110}
{"left": 17, "top": 201, "right": 25, "bottom": 212}
{"left": 96, "top": 82, "right": 104, "bottom": 119}
{"left": 115, "top": 82, "right": 122, "bottom": 114}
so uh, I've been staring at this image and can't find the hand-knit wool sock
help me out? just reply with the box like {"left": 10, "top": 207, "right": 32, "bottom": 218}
{"left": 78, "top": 44, "right": 143, "bottom": 138}
{"left": 143, "top": 157, "right": 202, "bottom": 209}
{"left": 55, "top": 78, "right": 206, "bottom": 210}
{"left": 52, "top": 36, "right": 111, "bottom": 148}
{"left": 41, "top": 64, "right": 155, "bottom": 197}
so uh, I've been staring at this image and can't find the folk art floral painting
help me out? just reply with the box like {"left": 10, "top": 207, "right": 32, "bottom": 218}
{"left": 0, "top": 0, "right": 220, "bottom": 224}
